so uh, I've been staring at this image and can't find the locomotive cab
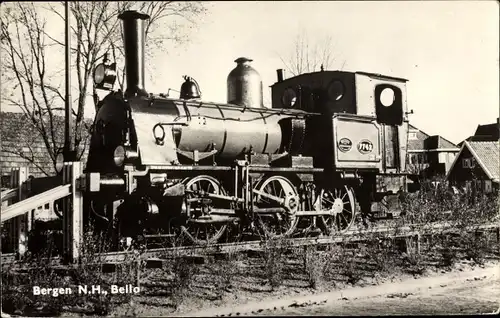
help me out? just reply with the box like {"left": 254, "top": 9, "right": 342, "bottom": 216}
{"left": 272, "top": 70, "right": 410, "bottom": 219}
{"left": 271, "top": 70, "right": 409, "bottom": 175}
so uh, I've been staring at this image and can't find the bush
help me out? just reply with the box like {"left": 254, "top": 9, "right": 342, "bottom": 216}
{"left": 401, "top": 176, "right": 499, "bottom": 268}
{"left": 402, "top": 177, "right": 499, "bottom": 227}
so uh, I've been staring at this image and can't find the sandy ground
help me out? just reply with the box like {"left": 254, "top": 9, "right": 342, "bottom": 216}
{"left": 185, "top": 262, "right": 500, "bottom": 317}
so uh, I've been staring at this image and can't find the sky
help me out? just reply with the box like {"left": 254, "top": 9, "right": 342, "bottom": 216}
{"left": 2, "top": 1, "right": 499, "bottom": 144}
{"left": 146, "top": 0, "right": 499, "bottom": 145}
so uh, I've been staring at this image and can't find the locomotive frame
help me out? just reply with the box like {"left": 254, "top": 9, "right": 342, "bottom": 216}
{"left": 79, "top": 10, "right": 414, "bottom": 249}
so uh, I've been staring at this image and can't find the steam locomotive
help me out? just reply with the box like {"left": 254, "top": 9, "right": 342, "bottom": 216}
{"left": 82, "top": 11, "right": 411, "bottom": 248}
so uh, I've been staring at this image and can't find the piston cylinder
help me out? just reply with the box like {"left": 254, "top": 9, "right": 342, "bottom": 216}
{"left": 227, "top": 57, "right": 264, "bottom": 109}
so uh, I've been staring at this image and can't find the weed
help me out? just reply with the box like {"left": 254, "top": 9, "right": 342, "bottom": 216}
{"left": 212, "top": 252, "right": 239, "bottom": 293}
{"left": 461, "top": 233, "right": 489, "bottom": 265}
{"left": 168, "top": 256, "right": 199, "bottom": 309}
{"left": 402, "top": 252, "right": 426, "bottom": 275}
{"left": 303, "top": 246, "right": 329, "bottom": 289}
{"left": 329, "top": 243, "right": 364, "bottom": 285}
{"left": 439, "top": 235, "right": 458, "bottom": 267}
{"left": 261, "top": 237, "right": 291, "bottom": 290}
{"left": 1, "top": 227, "right": 138, "bottom": 316}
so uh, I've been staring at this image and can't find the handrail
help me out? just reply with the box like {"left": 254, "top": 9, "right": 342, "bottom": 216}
{"left": 1, "top": 184, "right": 71, "bottom": 222}
{"left": 1, "top": 188, "right": 18, "bottom": 202}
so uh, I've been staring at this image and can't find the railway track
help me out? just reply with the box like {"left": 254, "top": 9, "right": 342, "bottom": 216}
{"left": 2, "top": 221, "right": 498, "bottom": 266}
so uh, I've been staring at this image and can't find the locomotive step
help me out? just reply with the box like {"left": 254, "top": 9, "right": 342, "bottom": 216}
{"left": 371, "top": 211, "right": 402, "bottom": 220}
{"left": 143, "top": 234, "right": 176, "bottom": 238}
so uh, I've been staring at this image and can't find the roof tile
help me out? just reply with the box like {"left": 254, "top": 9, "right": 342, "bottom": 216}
{"left": 467, "top": 141, "right": 500, "bottom": 181}
{"left": 1, "top": 111, "right": 91, "bottom": 177}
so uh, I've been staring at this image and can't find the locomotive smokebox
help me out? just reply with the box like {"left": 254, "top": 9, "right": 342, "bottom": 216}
{"left": 227, "top": 57, "right": 264, "bottom": 108}
{"left": 118, "top": 11, "right": 150, "bottom": 98}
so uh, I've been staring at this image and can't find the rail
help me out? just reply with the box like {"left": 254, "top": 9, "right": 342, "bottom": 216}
{"left": 97, "top": 221, "right": 498, "bottom": 262}
{"left": 2, "top": 221, "right": 497, "bottom": 266}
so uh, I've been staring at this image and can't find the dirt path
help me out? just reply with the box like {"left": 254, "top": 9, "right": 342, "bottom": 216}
{"left": 185, "top": 262, "right": 500, "bottom": 317}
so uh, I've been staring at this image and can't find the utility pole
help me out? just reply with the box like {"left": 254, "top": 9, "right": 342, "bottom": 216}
{"left": 64, "top": 1, "right": 76, "bottom": 162}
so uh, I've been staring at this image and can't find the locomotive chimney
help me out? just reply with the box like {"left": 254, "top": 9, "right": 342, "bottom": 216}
{"left": 118, "top": 10, "right": 150, "bottom": 98}
{"left": 276, "top": 69, "right": 285, "bottom": 82}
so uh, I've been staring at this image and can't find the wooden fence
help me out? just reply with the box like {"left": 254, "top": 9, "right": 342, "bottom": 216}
{"left": 1, "top": 162, "right": 83, "bottom": 263}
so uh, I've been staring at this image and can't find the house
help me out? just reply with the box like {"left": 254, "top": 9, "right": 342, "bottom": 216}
{"left": 0, "top": 111, "right": 90, "bottom": 186}
{"left": 446, "top": 140, "right": 499, "bottom": 193}
{"left": 471, "top": 117, "right": 499, "bottom": 141}
{"left": 447, "top": 118, "right": 500, "bottom": 193}
{"left": 406, "top": 124, "right": 460, "bottom": 178}
{"left": 459, "top": 118, "right": 500, "bottom": 145}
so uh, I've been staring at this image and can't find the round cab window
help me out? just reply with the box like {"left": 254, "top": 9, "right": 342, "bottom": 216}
{"left": 328, "top": 80, "right": 344, "bottom": 101}
{"left": 380, "top": 87, "right": 395, "bottom": 107}
{"left": 281, "top": 88, "right": 297, "bottom": 108}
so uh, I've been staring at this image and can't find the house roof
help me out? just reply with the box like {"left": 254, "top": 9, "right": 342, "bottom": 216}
{"left": 424, "top": 135, "right": 459, "bottom": 150}
{"left": 459, "top": 119, "right": 500, "bottom": 145}
{"left": 468, "top": 141, "right": 500, "bottom": 182}
{"left": 1, "top": 112, "right": 63, "bottom": 177}
{"left": 0, "top": 111, "right": 91, "bottom": 177}
{"left": 474, "top": 122, "right": 499, "bottom": 140}
{"left": 407, "top": 124, "right": 458, "bottom": 151}
{"left": 446, "top": 140, "right": 500, "bottom": 182}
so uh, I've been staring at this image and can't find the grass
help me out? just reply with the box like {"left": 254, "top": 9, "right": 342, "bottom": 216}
{"left": 1, "top": 227, "right": 138, "bottom": 316}
{"left": 1, "top": 179, "right": 499, "bottom": 316}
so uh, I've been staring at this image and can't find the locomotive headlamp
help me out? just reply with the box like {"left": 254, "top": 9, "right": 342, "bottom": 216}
{"left": 113, "top": 145, "right": 126, "bottom": 166}
{"left": 93, "top": 60, "right": 117, "bottom": 90}
{"left": 281, "top": 88, "right": 297, "bottom": 108}
{"left": 113, "top": 145, "right": 139, "bottom": 167}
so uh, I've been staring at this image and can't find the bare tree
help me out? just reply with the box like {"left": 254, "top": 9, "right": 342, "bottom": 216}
{"left": 279, "top": 28, "right": 346, "bottom": 76}
{"left": 0, "top": 1, "right": 207, "bottom": 176}
{"left": 1, "top": 3, "right": 67, "bottom": 175}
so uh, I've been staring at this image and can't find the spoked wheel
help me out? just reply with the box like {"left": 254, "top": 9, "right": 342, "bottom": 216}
{"left": 181, "top": 175, "right": 228, "bottom": 245}
{"left": 253, "top": 175, "right": 299, "bottom": 239}
{"left": 319, "top": 186, "right": 356, "bottom": 235}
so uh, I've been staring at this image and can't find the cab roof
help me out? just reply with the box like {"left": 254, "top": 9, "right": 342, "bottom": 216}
{"left": 270, "top": 70, "right": 408, "bottom": 87}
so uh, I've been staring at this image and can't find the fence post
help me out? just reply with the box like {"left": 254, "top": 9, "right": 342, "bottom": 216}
{"left": 496, "top": 227, "right": 500, "bottom": 254}
{"left": 62, "top": 162, "right": 83, "bottom": 264}
{"left": 9, "top": 167, "right": 29, "bottom": 259}
{"left": 416, "top": 234, "right": 421, "bottom": 255}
